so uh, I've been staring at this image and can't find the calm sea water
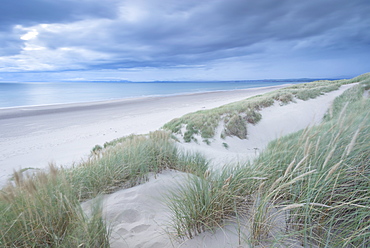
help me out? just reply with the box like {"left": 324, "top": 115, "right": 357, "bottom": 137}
{"left": 0, "top": 81, "right": 300, "bottom": 108}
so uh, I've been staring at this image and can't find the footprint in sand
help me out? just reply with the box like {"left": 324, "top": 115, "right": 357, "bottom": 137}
{"left": 118, "top": 209, "right": 142, "bottom": 223}
{"left": 116, "top": 227, "right": 129, "bottom": 236}
{"left": 131, "top": 224, "right": 150, "bottom": 233}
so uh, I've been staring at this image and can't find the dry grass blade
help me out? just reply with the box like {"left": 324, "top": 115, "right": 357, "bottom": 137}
{"left": 325, "top": 160, "right": 343, "bottom": 180}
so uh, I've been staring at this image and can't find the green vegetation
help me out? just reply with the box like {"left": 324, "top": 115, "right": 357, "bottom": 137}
{"left": 167, "top": 165, "right": 260, "bottom": 239}
{"left": 163, "top": 77, "right": 353, "bottom": 143}
{"left": 67, "top": 131, "right": 180, "bottom": 200}
{"left": 0, "top": 131, "right": 209, "bottom": 247}
{"left": 224, "top": 114, "right": 247, "bottom": 139}
{"left": 91, "top": 144, "right": 103, "bottom": 155}
{"left": 166, "top": 75, "right": 370, "bottom": 247}
{"left": 250, "top": 83, "right": 369, "bottom": 246}
{"left": 1, "top": 73, "right": 369, "bottom": 247}
{"left": 0, "top": 166, "right": 110, "bottom": 247}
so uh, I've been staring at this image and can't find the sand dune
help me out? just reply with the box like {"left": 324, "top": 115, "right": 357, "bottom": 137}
{"left": 81, "top": 84, "right": 354, "bottom": 247}
{"left": 178, "top": 84, "right": 355, "bottom": 168}
{"left": 0, "top": 85, "right": 287, "bottom": 188}
{"left": 0, "top": 83, "right": 356, "bottom": 247}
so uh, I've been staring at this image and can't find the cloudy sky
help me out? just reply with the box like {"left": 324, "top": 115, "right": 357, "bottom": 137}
{"left": 0, "top": 0, "right": 369, "bottom": 82}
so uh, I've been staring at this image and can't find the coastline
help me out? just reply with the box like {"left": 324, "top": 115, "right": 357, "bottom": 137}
{"left": 0, "top": 84, "right": 291, "bottom": 116}
{"left": 0, "top": 84, "right": 288, "bottom": 187}
{"left": 1, "top": 79, "right": 366, "bottom": 247}
{"left": 0, "top": 81, "right": 294, "bottom": 110}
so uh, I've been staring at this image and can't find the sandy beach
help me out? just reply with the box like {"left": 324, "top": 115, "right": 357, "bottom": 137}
{"left": 0, "top": 84, "right": 288, "bottom": 187}
{"left": 1, "top": 0, "right": 369, "bottom": 246}
{"left": 81, "top": 83, "right": 355, "bottom": 248}
{"left": 0, "top": 83, "right": 359, "bottom": 247}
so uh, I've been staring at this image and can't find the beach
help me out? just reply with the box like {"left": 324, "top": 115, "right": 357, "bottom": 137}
{"left": 80, "top": 83, "right": 355, "bottom": 248}
{"left": 0, "top": 84, "right": 288, "bottom": 187}
{"left": 1, "top": 0, "right": 369, "bottom": 246}
{"left": 0, "top": 82, "right": 362, "bottom": 247}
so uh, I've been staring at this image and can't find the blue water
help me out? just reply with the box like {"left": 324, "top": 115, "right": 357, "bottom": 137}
{"left": 0, "top": 81, "right": 301, "bottom": 108}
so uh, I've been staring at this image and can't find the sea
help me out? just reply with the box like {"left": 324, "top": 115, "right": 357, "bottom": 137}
{"left": 0, "top": 80, "right": 310, "bottom": 109}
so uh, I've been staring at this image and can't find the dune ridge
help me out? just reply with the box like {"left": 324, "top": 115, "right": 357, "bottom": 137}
{"left": 1, "top": 73, "right": 369, "bottom": 247}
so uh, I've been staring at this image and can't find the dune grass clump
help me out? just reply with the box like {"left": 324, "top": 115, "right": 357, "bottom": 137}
{"left": 163, "top": 74, "right": 364, "bottom": 143}
{"left": 91, "top": 144, "right": 103, "bottom": 155}
{"left": 244, "top": 109, "right": 262, "bottom": 124}
{"left": 175, "top": 151, "right": 210, "bottom": 176}
{"left": 166, "top": 75, "right": 370, "bottom": 246}
{"left": 250, "top": 82, "right": 370, "bottom": 246}
{"left": 324, "top": 82, "right": 369, "bottom": 121}
{"left": 0, "top": 166, "right": 109, "bottom": 247}
{"left": 224, "top": 114, "right": 247, "bottom": 139}
{"left": 1, "top": 130, "right": 209, "bottom": 246}
{"left": 167, "top": 166, "right": 261, "bottom": 239}
{"left": 343, "top": 72, "right": 370, "bottom": 84}
{"left": 162, "top": 95, "right": 273, "bottom": 143}
{"left": 284, "top": 80, "right": 342, "bottom": 100}
{"left": 2, "top": 73, "right": 369, "bottom": 247}
{"left": 65, "top": 130, "right": 208, "bottom": 200}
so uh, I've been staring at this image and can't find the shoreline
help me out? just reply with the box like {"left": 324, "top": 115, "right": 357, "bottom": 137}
{"left": 1, "top": 79, "right": 364, "bottom": 247}
{"left": 0, "top": 84, "right": 289, "bottom": 187}
{"left": 0, "top": 84, "right": 290, "bottom": 119}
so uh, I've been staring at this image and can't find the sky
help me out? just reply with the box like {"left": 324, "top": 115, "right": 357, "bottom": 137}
{"left": 0, "top": 0, "right": 369, "bottom": 82}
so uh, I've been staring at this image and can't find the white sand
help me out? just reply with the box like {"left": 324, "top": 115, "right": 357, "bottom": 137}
{"left": 0, "top": 85, "right": 287, "bottom": 188}
{"left": 0, "top": 83, "right": 355, "bottom": 247}
{"left": 178, "top": 84, "right": 356, "bottom": 168}
{"left": 82, "top": 170, "right": 255, "bottom": 248}
{"left": 82, "top": 170, "right": 189, "bottom": 248}
{"left": 82, "top": 84, "right": 354, "bottom": 248}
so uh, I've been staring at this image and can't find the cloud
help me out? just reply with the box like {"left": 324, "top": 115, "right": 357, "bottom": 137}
{"left": 0, "top": 0, "right": 120, "bottom": 29}
{"left": 0, "top": 0, "right": 369, "bottom": 79}
{"left": 0, "top": 0, "right": 120, "bottom": 56}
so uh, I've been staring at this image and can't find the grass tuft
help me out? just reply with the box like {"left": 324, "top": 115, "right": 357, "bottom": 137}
{"left": 224, "top": 114, "right": 247, "bottom": 139}
{"left": 0, "top": 165, "right": 110, "bottom": 247}
{"left": 64, "top": 130, "right": 208, "bottom": 200}
{"left": 1, "top": 130, "right": 209, "bottom": 246}
{"left": 166, "top": 73, "right": 370, "bottom": 246}
{"left": 250, "top": 79, "right": 370, "bottom": 246}
{"left": 2, "top": 73, "right": 369, "bottom": 247}
{"left": 167, "top": 166, "right": 255, "bottom": 239}
{"left": 163, "top": 75, "right": 363, "bottom": 143}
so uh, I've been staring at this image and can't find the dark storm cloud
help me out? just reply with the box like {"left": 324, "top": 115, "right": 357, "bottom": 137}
{"left": 0, "top": 0, "right": 369, "bottom": 78}
{"left": 112, "top": 0, "right": 367, "bottom": 68}
{"left": 0, "top": 0, "right": 120, "bottom": 33}
{"left": 98, "top": 0, "right": 369, "bottom": 67}
{"left": 0, "top": 0, "right": 120, "bottom": 56}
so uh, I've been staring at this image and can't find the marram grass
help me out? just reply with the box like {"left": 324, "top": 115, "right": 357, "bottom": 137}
{"left": 0, "top": 166, "right": 110, "bottom": 247}
{"left": 166, "top": 165, "right": 256, "bottom": 239}
{"left": 1, "top": 73, "right": 369, "bottom": 247}
{"left": 166, "top": 74, "right": 370, "bottom": 247}
{"left": 252, "top": 83, "right": 370, "bottom": 247}
{"left": 65, "top": 130, "right": 209, "bottom": 200}
{"left": 1, "top": 130, "right": 209, "bottom": 246}
{"left": 162, "top": 74, "right": 366, "bottom": 143}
